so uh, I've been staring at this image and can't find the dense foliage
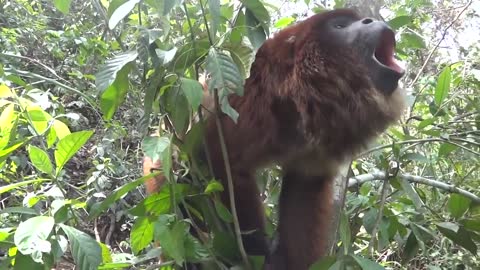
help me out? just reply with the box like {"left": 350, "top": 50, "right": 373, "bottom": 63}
{"left": 0, "top": 0, "right": 479, "bottom": 269}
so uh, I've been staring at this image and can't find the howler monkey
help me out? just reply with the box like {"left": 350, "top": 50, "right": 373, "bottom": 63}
{"left": 144, "top": 8, "right": 405, "bottom": 270}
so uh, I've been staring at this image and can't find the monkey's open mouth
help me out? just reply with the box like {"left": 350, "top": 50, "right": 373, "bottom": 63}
{"left": 373, "top": 29, "right": 404, "bottom": 75}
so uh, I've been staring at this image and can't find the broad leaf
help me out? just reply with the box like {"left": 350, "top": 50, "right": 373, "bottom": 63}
{"left": 28, "top": 145, "right": 53, "bottom": 175}
{"left": 53, "top": 0, "right": 71, "bottom": 14}
{"left": 14, "top": 216, "right": 54, "bottom": 255}
{"left": 224, "top": 42, "right": 255, "bottom": 79}
{"left": 131, "top": 217, "right": 154, "bottom": 254}
{"left": 434, "top": 66, "right": 451, "bottom": 106}
{"left": 96, "top": 51, "right": 138, "bottom": 93}
{"left": 208, "top": 0, "right": 221, "bottom": 38}
{"left": 89, "top": 174, "right": 156, "bottom": 218}
{"left": 275, "top": 17, "right": 295, "bottom": 28}
{"left": 60, "top": 224, "right": 102, "bottom": 270}
{"left": 245, "top": 9, "right": 267, "bottom": 50}
{"left": 180, "top": 78, "right": 204, "bottom": 112}
{"left": 240, "top": 0, "right": 270, "bottom": 24}
{"left": 388, "top": 15, "right": 412, "bottom": 29}
{"left": 55, "top": 130, "right": 94, "bottom": 175}
{"left": 100, "top": 64, "right": 132, "bottom": 120}
{"left": 351, "top": 255, "right": 385, "bottom": 270}
{"left": 108, "top": 0, "right": 141, "bottom": 29}
{"left": 142, "top": 136, "right": 170, "bottom": 162}
{"left": 447, "top": 193, "right": 471, "bottom": 219}
{"left": 437, "top": 223, "right": 477, "bottom": 254}
{"left": 206, "top": 48, "right": 244, "bottom": 122}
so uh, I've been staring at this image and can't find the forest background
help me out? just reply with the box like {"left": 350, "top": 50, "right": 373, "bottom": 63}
{"left": 0, "top": 0, "right": 479, "bottom": 269}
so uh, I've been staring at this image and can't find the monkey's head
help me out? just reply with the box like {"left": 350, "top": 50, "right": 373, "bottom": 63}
{"left": 270, "top": 9, "right": 405, "bottom": 96}
{"left": 314, "top": 9, "right": 404, "bottom": 94}
{"left": 315, "top": 9, "right": 404, "bottom": 94}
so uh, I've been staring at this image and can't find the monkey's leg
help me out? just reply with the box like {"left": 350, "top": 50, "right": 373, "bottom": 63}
{"left": 219, "top": 169, "right": 270, "bottom": 256}
{"left": 273, "top": 171, "right": 334, "bottom": 270}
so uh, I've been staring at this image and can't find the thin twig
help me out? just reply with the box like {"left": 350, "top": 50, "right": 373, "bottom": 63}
{"left": 367, "top": 169, "right": 390, "bottom": 255}
{"left": 213, "top": 90, "right": 251, "bottom": 270}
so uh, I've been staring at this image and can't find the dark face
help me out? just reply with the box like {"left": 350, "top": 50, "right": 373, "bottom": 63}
{"left": 325, "top": 11, "right": 405, "bottom": 94}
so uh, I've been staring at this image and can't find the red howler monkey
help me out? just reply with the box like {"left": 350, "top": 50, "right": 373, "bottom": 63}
{"left": 144, "top": 8, "right": 405, "bottom": 270}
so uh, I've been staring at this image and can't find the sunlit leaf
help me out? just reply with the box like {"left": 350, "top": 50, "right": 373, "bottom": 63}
{"left": 275, "top": 17, "right": 295, "bottom": 28}
{"left": 14, "top": 216, "right": 54, "bottom": 256}
{"left": 108, "top": 0, "right": 141, "bottom": 29}
{"left": 131, "top": 217, "right": 154, "bottom": 254}
{"left": 53, "top": 0, "right": 71, "bottom": 14}
{"left": 54, "top": 130, "right": 94, "bottom": 175}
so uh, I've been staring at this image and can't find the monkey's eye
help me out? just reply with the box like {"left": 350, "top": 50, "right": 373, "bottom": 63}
{"left": 334, "top": 23, "right": 347, "bottom": 29}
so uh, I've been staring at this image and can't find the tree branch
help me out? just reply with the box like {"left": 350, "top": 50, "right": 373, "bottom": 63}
{"left": 348, "top": 172, "right": 480, "bottom": 203}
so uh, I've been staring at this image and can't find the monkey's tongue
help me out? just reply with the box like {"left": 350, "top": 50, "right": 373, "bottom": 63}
{"left": 374, "top": 30, "right": 405, "bottom": 75}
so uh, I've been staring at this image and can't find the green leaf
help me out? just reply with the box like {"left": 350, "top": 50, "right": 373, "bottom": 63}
{"left": 204, "top": 180, "right": 224, "bottom": 194}
{"left": 60, "top": 224, "right": 102, "bottom": 270}
{"left": 96, "top": 51, "right": 138, "bottom": 93}
{"left": 28, "top": 145, "right": 53, "bottom": 175}
{"left": 462, "top": 219, "right": 480, "bottom": 232}
{"left": 362, "top": 208, "right": 377, "bottom": 234}
{"left": 398, "top": 178, "right": 425, "bottom": 211}
{"left": 438, "top": 143, "right": 457, "bottom": 157}
{"left": 417, "top": 117, "right": 435, "bottom": 130}
{"left": 53, "top": 0, "right": 72, "bottom": 14}
{"left": 402, "top": 32, "right": 426, "bottom": 49}
{"left": 108, "top": 0, "right": 141, "bottom": 29}
{"left": 245, "top": 9, "right": 267, "bottom": 50}
{"left": 142, "top": 136, "right": 170, "bottom": 162}
{"left": 129, "top": 184, "right": 188, "bottom": 216}
{"left": 155, "top": 219, "right": 189, "bottom": 264}
{"left": 275, "top": 17, "right": 295, "bottom": 29}
{"left": 54, "top": 130, "right": 94, "bottom": 175}
{"left": 402, "top": 232, "right": 419, "bottom": 262}
{"left": 100, "top": 64, "right": 132, "bottom": 120}
{"left": 14, "top": 216, "right": 54, "bottom": 255}
{"left": 351, "top": 255, "right": 385, "bottom": 270}
{"left": 436, "top": 221, "right": 459, "bottom": 233}
{"left": 309, "top": 256, "right": 336, "bottom": 270}
{"left": 206, "top": 48, "right": 244, "bottom": 122}
{"left": 89, "top": 174, "right": 155, "bottom": 218}
{"left": 230, "top": 10, "right": 245, "bottom": 44}
{"left": 13, "top": 253, "right": 43, "bottom": 270}
{"left": 131, "top": 217, "right": 154, "bottom": 254}
{"left": 240, "top": 0, "right": 270, "bottom": 24}
{"left": 224, "top": 42, "right": 255, "bottom": 79}
{"left": 436, "top": 223, "right": 477, "bottom": 254}
{"left": 180, "top": 78, "right": 204, "bottom": 112}
{"left": 0, "top": 207, "right": 38, "bottom": 216}
{"left": 208, "top": 0, "right": 221, "bottom": 38}
{"left": 387, "top": 15, "right": 412, "bottom": 29}
{"left": 0, "top": 179, "right": 48, "bottom": 194}
{"left": 164, "top": 85, "right": 190, "bottom": 137}
{"left": 214, "top": 200, "right": 233, "bottom": 223}
{"left": 447, "top": 193, "right": 471, "bottom": 219}
{"left": 434, "top": 66, "right": 451, "bottom": 106}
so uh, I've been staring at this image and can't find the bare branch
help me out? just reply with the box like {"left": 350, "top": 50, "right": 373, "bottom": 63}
{"left": 348, "top": 172, "right": 480, "bottom": 203}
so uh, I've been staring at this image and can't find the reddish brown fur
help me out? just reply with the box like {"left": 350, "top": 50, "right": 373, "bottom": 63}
{"left": 144, "top": 8, "right": 405, "bottom": 270}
